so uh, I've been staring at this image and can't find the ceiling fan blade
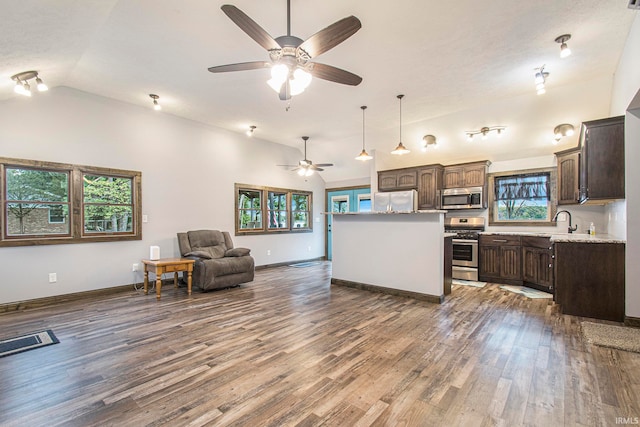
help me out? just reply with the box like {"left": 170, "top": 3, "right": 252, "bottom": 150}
{"left": 208, "top": 61, "right": 270, "bottom": 73}
{"left": 310, "top": 165, "right": 324, "bottom": 171}
{"left": 276, "top": 164, "right": 299, "bottom": 167}
{"left": 314, "top": 163, "right": 334, "bottom": 167}
{"left": 309, "top": 63, "right": 362, "bottom": 86}
{"left": 298, "top": 16, "right": 361, "bottom": 58}
{"left": 221, "top": 5, "right": 281, "bottom": 51}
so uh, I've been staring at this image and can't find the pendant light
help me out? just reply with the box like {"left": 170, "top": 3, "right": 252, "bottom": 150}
{"left": 391, "top": 94, "right": 410, "bottom": 155}
{"left": 355, "top": 106, "right": 373, "bottom": 161}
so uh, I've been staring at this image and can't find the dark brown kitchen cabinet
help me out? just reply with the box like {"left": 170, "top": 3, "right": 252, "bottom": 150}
{"left": 555, "top": 148, "right": 580, "bottom": 205}
{"left": 479, "top": 234, "right": 522, "bottom": 284}
{"left": 554, "top": 242, "right": 625, "bottom": 322}
{"left": 521, "top": 236, "right": 553, "bottom": 293}
{"left": 417, "top": 165, "right": 443, "bottom": 209}
{"left": 579, "top": 116, "right": 625, "bottom": 202}
{"left": 443, "top": 160, "right": 490, "bottom": 189}
{"left": 378, "top": 168, "right": 417, "bottom": 191}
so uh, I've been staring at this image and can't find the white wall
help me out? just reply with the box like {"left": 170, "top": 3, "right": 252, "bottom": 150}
{"left": 0, "top": 87, "right": 326, "bottom": 304}
{"left": 611, "top": 13, "right": 640, "bottom": 320}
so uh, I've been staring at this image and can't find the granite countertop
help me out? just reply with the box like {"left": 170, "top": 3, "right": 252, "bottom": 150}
{"left": 324, "top": 210, "right": 446, "bottom": 215}
{"left": 480, "top": 231, "right": 625, "bottom": 244}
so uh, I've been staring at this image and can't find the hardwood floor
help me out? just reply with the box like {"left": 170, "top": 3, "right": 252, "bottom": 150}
{"left": 1, "top": 262, "right": 638, "bottom": 426}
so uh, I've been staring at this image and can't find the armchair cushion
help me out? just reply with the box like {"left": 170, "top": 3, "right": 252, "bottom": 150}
{"left": 185, "top": 250, "right": 213, "bottom": 259}
{"left": 225, "top": 248, "right": 251, "bottom": 257}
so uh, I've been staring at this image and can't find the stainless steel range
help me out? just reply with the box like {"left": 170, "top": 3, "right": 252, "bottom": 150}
{"left": 444, "top": 217, "right": 485, "bottom": 281}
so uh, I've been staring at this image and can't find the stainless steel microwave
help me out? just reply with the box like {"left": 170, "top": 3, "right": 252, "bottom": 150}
{"left": 441, "top": 187, "right": 483, "bottom": 209}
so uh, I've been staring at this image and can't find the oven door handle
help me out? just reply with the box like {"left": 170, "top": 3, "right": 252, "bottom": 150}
{"left": 452, "top": 239, "right": 478, "bottom": 244}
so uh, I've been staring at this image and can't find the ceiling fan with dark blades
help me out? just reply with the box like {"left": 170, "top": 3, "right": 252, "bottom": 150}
{"left": 277, "top": 136, "right": 333, "bottom": 176}
{"left": 208, "top": 1, "right": 362, "bottom": 100}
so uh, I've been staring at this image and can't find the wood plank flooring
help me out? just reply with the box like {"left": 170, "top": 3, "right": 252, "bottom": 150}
{"left": 0, "top": 262, "right": 638, "bottom": 426}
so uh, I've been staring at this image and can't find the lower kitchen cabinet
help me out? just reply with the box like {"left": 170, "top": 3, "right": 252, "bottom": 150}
{"left": 554, "top": 242, "right": 625, "bottom": 322}
{"left": 522, "top": 236, "right": 554, "bottom": 293}
{"left": 479, "top": 234, "right": 522, "bottom": 284}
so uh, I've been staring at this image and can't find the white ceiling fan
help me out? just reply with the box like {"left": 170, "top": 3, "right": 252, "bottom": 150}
{"left": 278, "top": 136, "right": 333, "bottom": 176}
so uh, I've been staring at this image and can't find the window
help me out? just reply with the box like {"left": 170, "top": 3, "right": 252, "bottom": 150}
{"left": 292, "top": 193, "right": 310, "bottom": 229}
{"left": 331, "top": 195, "right": 349, "bottom": 213}
{"left": 1, "top": 157, "right": 141, "bottom": 246}
{"left": 357, "top": 193, "right": 372, "bottom": 212}
{"left": 237, "top": 188, "right": 263, "bottom": 230}
{"left": 83, "top": 174, "right": 134, "bottom": 234}
{"left": 235, "top": 184, "right": 312, "bottom": 235}
{"left": 488, "top": 168, "right": 557, "bottom": 226}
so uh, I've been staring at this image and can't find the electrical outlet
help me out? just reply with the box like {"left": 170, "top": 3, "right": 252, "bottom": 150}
{"left": 132, "top": 263, "right": 139, "bottom": 272}
{"left": 267, "top": 250, "right": 271, "bottom": 256}
{"left": 142, "top": 215, "right": 148, "bottom": 223}
{"left": 49, "top": 273, "right": 57, "bottom": 283}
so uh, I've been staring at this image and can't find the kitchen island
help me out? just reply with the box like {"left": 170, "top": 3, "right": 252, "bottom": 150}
{"left": 329, "top": 211, "right": 447, "bottom": 303}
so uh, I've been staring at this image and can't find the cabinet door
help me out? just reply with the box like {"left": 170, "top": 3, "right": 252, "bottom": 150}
{"left": 396, "top": 170, "right": 418, "bottom": 189}
{"left": 378, "top": 171, "right": 398, "bottom": 191}
{"left": 463, "top": 164, "right": 486, "bottom": 187}
{"left": 522, "top": 246, "right": 553, "bottom": 289}
{"left": 556, "top": 150, "right": 580, "bottom": 205}
{"left": 499, "top": 246, "right": 521, "bottom": 280}
{"left": 479, "top": 245, "right": 500, "bottom": 278}
{"left": 443, "top": 167, "right": 463, "bottom": 188}
{"left": 582, "top": 117, "right": 625, "bottom": 201}
{"left": 417, "top": 167, "right": 442, "bottom": 209}
{"left": 522, "top": 246, "right": 538, "bottom": 283}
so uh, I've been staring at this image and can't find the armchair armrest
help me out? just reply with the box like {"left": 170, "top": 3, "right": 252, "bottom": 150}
{"left": 225, "top": 248, "right": 251, "bottom": 257}
{"left": 184, "top": 250, "right": 213, "bottom": 259}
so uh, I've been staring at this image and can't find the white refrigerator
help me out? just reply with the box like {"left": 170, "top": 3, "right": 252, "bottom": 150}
{"left": 373, "top": 190, "right": 418, "bottom": 212}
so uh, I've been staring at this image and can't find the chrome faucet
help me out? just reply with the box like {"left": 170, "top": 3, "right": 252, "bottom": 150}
{"left": 552, "top": 210, "right": 578, "bottom": 234}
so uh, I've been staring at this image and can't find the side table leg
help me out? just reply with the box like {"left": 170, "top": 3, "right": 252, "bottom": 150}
{"left": 144, "top": 269, "right": 149, "bottom": 295}
{"left": 174, "top": 272, "right": 179, "bottom": 288}
{"left": 156, "top": 273, "right": 162, "bottom": 300}
{"left": 187, "top": 270, "right": 192, "bottom": 296}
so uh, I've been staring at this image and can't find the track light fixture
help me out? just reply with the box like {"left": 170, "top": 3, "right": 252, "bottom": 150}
{"left": 553, "top": 123, "right": 575, "bottom": 144}
{"left": 391, "top": 94, "right": 410, "bottom": 155}
{"left": 465, "top": 126, "right": 506, "bottom": 141}
{"left": 246, "top": 125, "right": 257, "bottom": 137}
{"left": 149, "top": 94, "right": 161, "bottom": 111}
{"left": 534, "top": 66, "right": 549, "bottom": 95}
{"left": 421, "top": 135, "right": 437, "bottom": 152}
{"left": 555, "top": 34, "right": 572, "bottom": 58}
{"left": 11, "top": 71, "right": 48, "bottom": 97}
{"left": 355, "top": 106, "right": 373, "bottom": 161}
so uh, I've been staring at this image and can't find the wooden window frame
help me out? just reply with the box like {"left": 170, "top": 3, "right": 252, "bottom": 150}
{"left": 488, "top": 167, "right": 557, "bottom": 227}
{"left": 235, "top": 183, "right": 312, "bottom": 236}
{"left": 1, "top": 157, "right": 142, "bottom": 247}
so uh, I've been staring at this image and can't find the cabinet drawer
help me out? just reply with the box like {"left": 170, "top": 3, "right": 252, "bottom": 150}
{"left": 521, "top": 236, "right": 551, "bottom": 249}
{"left": 163, "top": 263, "right": 190, "bottom": 273}
{"left": 480, "top": 234, "right": 521, "bottom": 246}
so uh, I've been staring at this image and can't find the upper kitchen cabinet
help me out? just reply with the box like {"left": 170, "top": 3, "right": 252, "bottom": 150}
{"left": 416, "top": 165, "right": 443, "bottom": 209}
{"left": 579, "top": 116, "right": 625, "bottom": 203}
{"left": 443, "top": 161, "right": 490, "bottom": 188}
{"left": 555, "top": 147, "right": 580, "bottom": 205}
{"left": 378, "top": 168, "right": 418, "bottom": 191}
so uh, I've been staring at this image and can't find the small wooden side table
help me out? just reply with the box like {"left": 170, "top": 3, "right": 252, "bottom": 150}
{"left": 142, "top": 258, "right": 195, "bottom": 300}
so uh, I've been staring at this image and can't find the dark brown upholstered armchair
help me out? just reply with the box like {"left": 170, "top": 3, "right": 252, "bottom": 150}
{"left": 177, "top": 230, "right": 254, "bottom": 291}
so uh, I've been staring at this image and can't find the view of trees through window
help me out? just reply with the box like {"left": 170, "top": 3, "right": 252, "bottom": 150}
{"left": 83, "top": 174, "right": 133, "bottom": 233}
{"left": 1, "top": 157, "right": 141, "bottom": 246}
{"left": 235, "top": 184, "right": 312, "bottom": 235}
{"left": 489, "top": 169, "right": 555, "bottom": 225}
{"left": 5, "top": 167, "right": 70, "bottom": 236}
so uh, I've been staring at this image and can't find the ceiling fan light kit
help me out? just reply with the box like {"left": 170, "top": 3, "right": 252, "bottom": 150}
{"left": 209, "top": 1, "right": 362, "bottom": 101}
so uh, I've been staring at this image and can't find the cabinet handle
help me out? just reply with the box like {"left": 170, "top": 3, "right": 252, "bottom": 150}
{"left": 549, "top": 264, "right": 552, "bottom": 268}
{"left": 548, "top": 246, "right": 553, "bottom": 250}
{"left": 492, "top": 239, "right": 508, "bottom": 243}
{"left": 551, "top": 255, "right": 555, "bottom": 259}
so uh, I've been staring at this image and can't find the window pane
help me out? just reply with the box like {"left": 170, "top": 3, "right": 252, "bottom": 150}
{"left": 84, "top": 175, "right": 132, "bottom": 203}
{"left": 268, "top": 211, "right": 288, "bottom": 229}
{"left": 239, "top": 210, "right": 262, "bottom": 229}
{"left": 6, "top": 168, "right": 69, "bottom": 202}
{"left": 84, "top": 205, "right": 133, "bottom": 233}
{"left": 496, "top": 199, "right": 549, "bottom": 221}
{"left": 238, "top": 189, "right": 263, "bottom": 230}
{"left": 6, "top": 203, "right": 69, "bottom": 235}
{"left": 493, "top": 172, "right": 551, "bottom": 222}
{"left": 358, "top": 198, "right": 372, "bottom": 212}
{"left": 292, "top": 212, "right": 309, "bottom": 228}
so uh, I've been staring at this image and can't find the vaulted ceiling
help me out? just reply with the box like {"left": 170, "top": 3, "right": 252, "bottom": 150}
{"left": 1, "top": 1, "right": 636, "bottom": 182}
